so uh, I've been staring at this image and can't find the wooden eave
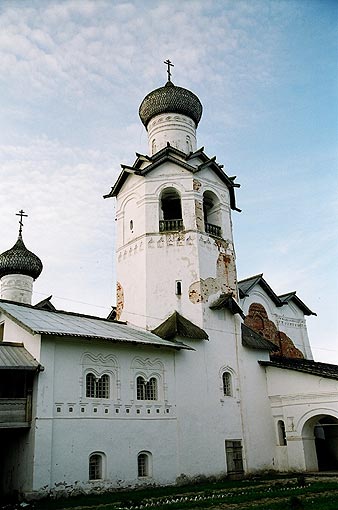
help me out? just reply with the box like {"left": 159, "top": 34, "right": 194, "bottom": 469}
{"left": 209, "top": 293, "right": 245, "bottom": 319}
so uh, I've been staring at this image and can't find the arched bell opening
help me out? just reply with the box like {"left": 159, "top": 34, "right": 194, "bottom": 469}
{"left": 203, "top": 190, "right": 222, "bottom": 237}
{"left": 159, "top": 187, "right": 183, "bottom": 232}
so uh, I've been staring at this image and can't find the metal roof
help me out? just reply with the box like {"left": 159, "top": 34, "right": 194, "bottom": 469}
{"left": 241, "top": 324, "right": 279, "bottom": 352}
{"left": 0, "top": 301, "right": 190, "bottom": 350}
{"left": 259, "top": 357, "right": 338, "bottom": 381}
{"left": 104, "top": 146, "right": 240, "bottom": 211}
{"left": 152, "top": 311, "right": 207, "bottom": 341}
{"left": 0, "top": 342, "right": 40, "bottom": 370}
{"left": 209, "top": 293, "right": 245, "bottom": 318}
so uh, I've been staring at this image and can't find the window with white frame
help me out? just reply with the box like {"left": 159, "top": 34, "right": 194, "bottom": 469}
{"left": 89, "top": 453, "right": 104, "bottom": 480}
{"left": 138, "top": 451, "right": 152, "bottom": 477}
{"left": 136, "top": 376, "right": 157, "bottom": 400}
{"left": 86, "top": 373, "right": 110, "bottom": 399}
{"left": 222, "top": 371, "right": 232, "bottom": 397}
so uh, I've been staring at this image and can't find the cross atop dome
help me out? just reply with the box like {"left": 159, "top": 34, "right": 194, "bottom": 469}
{"left": 16, "top": 209, "right": 28, "bottom": 237}
{"left": 164, "top": 59, "right": 174, "bottom": 82}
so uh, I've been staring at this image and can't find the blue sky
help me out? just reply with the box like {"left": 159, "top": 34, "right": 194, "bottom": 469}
{"left": 0, "top": 0, "right": 337, "bottom": 363}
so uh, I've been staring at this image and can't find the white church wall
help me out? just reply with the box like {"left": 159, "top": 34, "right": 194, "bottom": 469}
{"left": 0, "top": 313, "right": 41, "bottom": 361}
{"left": 174, "top": 332, "right": 243, "bottom": 478}
{"left": 30, "top": 336, "right": 180, "bottom": 495}
{"left": 263, "top": 366, "right": 338, "bottom": 471}
{"left": 237, "top": 345, "right": 277, "bottom": 472}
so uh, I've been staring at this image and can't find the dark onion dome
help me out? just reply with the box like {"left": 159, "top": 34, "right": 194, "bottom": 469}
{"left": 0, "top": 235, "right": 43, "bottom": 280}
{"left": 139, "top": 81, "right": 203, "bottom": 128}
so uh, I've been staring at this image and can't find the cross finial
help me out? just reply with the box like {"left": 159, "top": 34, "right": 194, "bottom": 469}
{"left": 16, "top": 209, "right": 28, "bottom": 237}
{"left": 164, "top": 59, "right": 174, "bottom": 82}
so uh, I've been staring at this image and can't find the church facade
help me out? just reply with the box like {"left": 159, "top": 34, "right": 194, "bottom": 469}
{"left": 0, "top": 72, "right": 337, "bottom": 499}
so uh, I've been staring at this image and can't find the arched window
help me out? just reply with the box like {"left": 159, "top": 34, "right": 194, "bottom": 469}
{"left": 138, "top": 451, "right": 152, "bottom": 477}
{"left": 277, "top": 420, "right": 287, "bottom": 446}
{"left": 136, "top": 376, "right": 158, "bottom": 400}
{"left": 159, "top": 188, "right": 183, "bottom": 232}
{"left": 86, "top": 373, "right": 110, "bottom": 399}
{"left": 89, "top": 453, "right": 104, "bottom": 480}
{"left": 222, "top": 372, "right": 232, "bottom": 397}
{"left": 203, "top": 190, "right": 221, "bottom": 237}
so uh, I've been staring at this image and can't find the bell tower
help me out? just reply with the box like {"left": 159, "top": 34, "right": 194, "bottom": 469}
{"left": 105, "top": 66, "right": 241, "bottom": 332}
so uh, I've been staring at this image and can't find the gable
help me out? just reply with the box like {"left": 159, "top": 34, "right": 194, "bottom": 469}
{"left": 104, "top": 145, "right": 240, "bottom": 211}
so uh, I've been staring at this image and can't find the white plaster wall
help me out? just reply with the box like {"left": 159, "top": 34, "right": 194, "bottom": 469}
{"left": 237, "top": 344, "right": 277, "bottom": 472}
{"left": 31, "top": 337, "right": 180, "bottom": 495}
{"left": 115, "top": 161, "right": 236, "bottom": 330}
{"left": 0, "top": 312, "right": 41, "bottom": 360}
{"left": 173, "top": 312, "right": 244, "bottom": 478}
{"left": 147, "top": 114, "right": 197, "bottom": 155}
{"left": 263, "top": 366, "right": 338, "bottom": 471}
{"left": 1, "top": 274, "right": 33, "bottom": 304}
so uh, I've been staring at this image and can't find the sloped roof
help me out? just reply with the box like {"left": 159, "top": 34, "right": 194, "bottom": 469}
{"left": 209, "top": 293, "right": 245, "bottom": 318}
{"left": 0, "top": 301, "right": 190, "bottom": 351}
{"left": 238, "top": 274, "right": 315, "bottom": 315}
{"left": 104, "top": 145, "right": 240, "bottom": 211}
{"left": 0, "top": 342, "right": 41, "bottom": 370}
{"left": 238, "top": 274, "right": 284, "bottom": 306}
{"left": 259, "top": 357, "right": 338, "bottom": 381}
{"left": 241, "top": 324, "right": 278, "bottom": 352}
{"left": 152, "top": 311, "right": 208, "bottom": 341}
{"left": 278, "top": 292, "right": 316, "bottom": 316}
{"left": 34, "top": 295, "right": 56, "bottom": 311}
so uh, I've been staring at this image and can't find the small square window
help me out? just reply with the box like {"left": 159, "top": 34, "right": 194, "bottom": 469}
{"left": 69, "top": 407, "right": 73, "bottom": 413}
{"left": 126, "top": 408, "right": 130, "bottom": 414}
{"left": 56, "top": 407, "right": 61, "bottom": 413}
{"left": 137, "top": 409, "right": 140, "bottom": 414}
{"left": 93, "top": 408, "right": 97, "bottom": 413}
{"left": 115, "top": 408, "right": 119, "bottom": 414}
{"left": 81, "top": 407, "right": 85, "bottom": 413}
{"left": 147, "top": 409, "right": 151, "bottom": 414}
{"left": 104, "top": 409, "right": 109, "bottom": 414}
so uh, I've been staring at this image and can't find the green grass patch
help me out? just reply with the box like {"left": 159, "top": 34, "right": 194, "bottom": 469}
{"left": 34, "top": 478, "right": 338, "bottom": 510}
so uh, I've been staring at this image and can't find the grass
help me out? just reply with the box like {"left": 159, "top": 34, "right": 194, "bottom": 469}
{"left": 33, "top": 477, "right": 338, "bottom": 510}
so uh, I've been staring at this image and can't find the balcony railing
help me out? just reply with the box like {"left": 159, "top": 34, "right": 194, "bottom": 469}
{"left": 0, "top": 397, "right": 32, "bottom": 427}
{"left": 205, "top": 222, "right": 222, "bottom": 237}
{"left": 159, "top": 219, "right": 184, "bottom": 232}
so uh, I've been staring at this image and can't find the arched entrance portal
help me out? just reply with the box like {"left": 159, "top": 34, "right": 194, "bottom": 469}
{"left": 314, "top": 416, "right": 338, "bottom": 471}
{"left": 302, "top": 414, "right": 338, "bottom": 471}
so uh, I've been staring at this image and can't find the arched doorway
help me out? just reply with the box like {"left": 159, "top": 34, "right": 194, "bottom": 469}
{"left": 314, "top": 416, "right": 338, "bottom": 471}
{"left": 302, "top": 414, "right": 338, "bottom": 471}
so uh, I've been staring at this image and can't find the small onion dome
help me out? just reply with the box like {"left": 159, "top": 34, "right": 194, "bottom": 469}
{"left": 139, "top": 81, "right": 203, "bottom": 128}
{"left": 0, "top": 235, "right": 43, "bottom": 280}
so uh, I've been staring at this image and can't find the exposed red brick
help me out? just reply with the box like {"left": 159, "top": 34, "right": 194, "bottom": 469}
{"left": 244, "top": 302, "right": 304, "bottom": 359}
{"left": 116, "top": 281, "right": 124, "bottom": 321}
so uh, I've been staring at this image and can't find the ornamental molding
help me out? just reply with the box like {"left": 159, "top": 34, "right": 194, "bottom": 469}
{"left": 269, "top": 392, "right": 338, "bottom": 405}
{"left": 274, "top": 315, "right": 306, "bottom": 328}
{"left": 131, "top": 357, "right": 164, "bottom": 373}
{"left": 81, "top": 352, "right": 119, "bottom": 369}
